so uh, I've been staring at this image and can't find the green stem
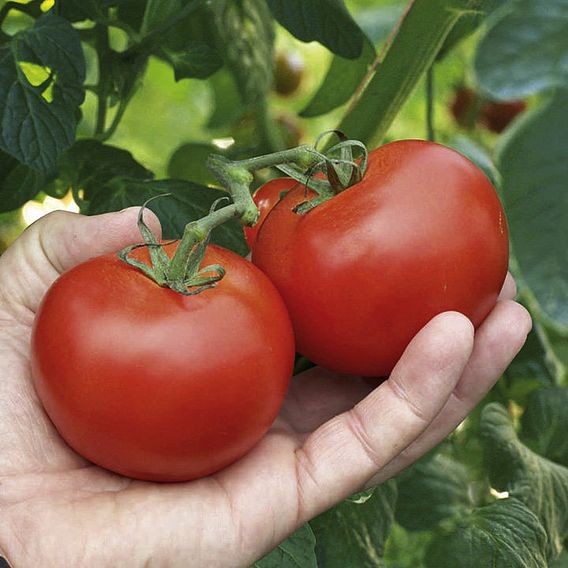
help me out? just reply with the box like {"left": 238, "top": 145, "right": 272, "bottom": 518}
{"left": 99, "top": 84, "right": 136, "bottom": 142}
{"left": 256, "top": 99, "right": 286, "bottom": 153}
{"left": 426, "top": 66, "right": 435, "bottom": 142}
{"left": 95, "top": 23, "right": 111, "bottom": 136}
{"left": 119, "top": 139, "right": 363, "bottom": 295}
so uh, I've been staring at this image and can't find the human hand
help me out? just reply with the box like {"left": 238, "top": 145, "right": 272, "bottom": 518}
{"left": 0, "top": 209, "right": 531, "bottom": 567}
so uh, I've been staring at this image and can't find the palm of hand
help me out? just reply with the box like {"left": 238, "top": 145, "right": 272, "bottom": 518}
{"left": 0, "top": 209, "right": 530, "bottom": 568}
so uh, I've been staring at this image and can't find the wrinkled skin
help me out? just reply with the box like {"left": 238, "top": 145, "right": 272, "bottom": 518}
{"left": 0, "top": 208, "right": 530, "bottom": 567}
{"left": 32, "top": 243, "right": 294, "bottom": 482}
{"left": 253, "top": 140, "right": 510, "bottom": 376}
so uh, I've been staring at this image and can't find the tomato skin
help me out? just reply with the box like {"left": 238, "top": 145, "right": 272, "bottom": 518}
{"left": 252, "top": 140, "right": 509, "bottom": 377}
{"left": 245, "top": 177, "right": 298, "bottom": 248}
{"left": 31, "top": 244, "right": 295, "bottom": 482}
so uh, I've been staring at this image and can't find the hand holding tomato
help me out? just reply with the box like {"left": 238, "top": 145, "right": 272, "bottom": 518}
{"left": 0, "top": 209, "right": 530, "bottom": 566}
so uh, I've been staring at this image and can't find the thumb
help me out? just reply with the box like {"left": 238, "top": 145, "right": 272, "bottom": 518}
{"left": 0, "top": 207, "right": 161, "bottom": 318}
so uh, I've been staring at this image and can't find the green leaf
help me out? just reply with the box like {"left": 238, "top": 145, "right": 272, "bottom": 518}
{"left": 0, "top": 14, "right": 85, "bottom": 175}
{"left": 85, "top": 178, "right": 248, "bottom": 256}
{"left": 161, "top": 41, "right": 223, "bottom": 81}
{"left": 337, "top": 0, "right": 478, "bottom": 146}
{"left": 59, "top": 139, "right": 153, "bottom": 194}
{"left": 300, "top": 36, "right": 375, "bottom": 118}
{"left": 497, "top": 91, "right": 568, "bottom": 331}
{"left": 437, "top": 0, "right": 510, "bottom": 60}
{"left": 521, "top": 387, "right": 568, "bottom": 468}
{"left": 213, "top": 0, "right": 274, "bottom": 105}
{"left": 354, "top": 5, "right": 405, "bottom": 46}
{"left": 207, "top": 69, "right": 245, "bottom": 129}
{"left": 0, "top": 150, "right": 45, "bottom": 212}
{"left": 383, "top": 523, "right": 432, "bottom": 567}
{"left": 396, "top": 454, "right": 472, "bottom": 532}
{"left": 424, "top": 498, "right": 548, "bottom": 568}
{"left": 266, "top": 0, "right": 364, "bottom": 59}
{"left": 475, "top": 0, "right": 568, "bottom": 100}
{"left": 481, "top": 402, "right": 568, "bottom": 559}
{"left": 167, "top": 142, "right": 221, "bottom": 186}
{"left": 310, "top": 481, "right": 397, "bottom": 567}
{"left": 252, "top": 524, "right": 317, "bottom": 568}
{"left": 140, "top": 0, "right": 185, "bottom": 35}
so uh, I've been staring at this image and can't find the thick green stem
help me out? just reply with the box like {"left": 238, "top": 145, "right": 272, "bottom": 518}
{"left": 119, "top": 138, "right": 366, "bottom": 295}
{"left": 95, "top": 22, "right": 111, "bottom": 136}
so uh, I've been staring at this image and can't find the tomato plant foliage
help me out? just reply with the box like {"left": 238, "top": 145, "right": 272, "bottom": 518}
{"left": 1, "top": 0, "right": 567, "bottom": 565}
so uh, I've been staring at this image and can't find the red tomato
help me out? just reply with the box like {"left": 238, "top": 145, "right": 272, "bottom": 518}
{"left": 31, "top": 243, "right": 294, "bottom": 482}
{"left": 480, "top": 99, "right": 527, "bottom": 133}
{"left": 245, "top": 177, "right": 298, "bottom": 248}
{"left": 252, "top": 140, "right": 509, "bottom": 377}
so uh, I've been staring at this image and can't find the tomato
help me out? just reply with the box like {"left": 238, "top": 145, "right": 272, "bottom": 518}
{"left": 450, "top": 86, "right": 526, "bottom": 133}
{"left": 273, "top": 51, "right": 304, "bottom": 96}
{"left": 252, "top": 140, "right": 509, "bottom": 377}
{"left": 245, "top": 177, "right": 298, "bottom": 248}
{"left": 480, "top": 99, "right": 527, "bottom": 133}
{"left": 31, "top": 243, "right": 295, "bottom": 482}
{"left": 450, "top": 87, "right": 478, "bottom": 128}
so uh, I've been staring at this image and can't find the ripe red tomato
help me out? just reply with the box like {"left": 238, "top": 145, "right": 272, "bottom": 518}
{"left": 245, "top": 177, "right": 298, "bottom": 248}
{"left": 252, "top": 140, "right": 509, "bottom": 377}
{"left": 31, "top": 243, "right": 295, "bottom": 482}
{"left": 480, "top": 99, "right": 527, "bottom": 133}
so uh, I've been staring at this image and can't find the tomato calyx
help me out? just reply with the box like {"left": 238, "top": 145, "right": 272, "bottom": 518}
{"left": 275, "top": 132, "right": 369, "bottom": 215}
{"left": 118, "top": 196, "right": 227, "bottom": 295}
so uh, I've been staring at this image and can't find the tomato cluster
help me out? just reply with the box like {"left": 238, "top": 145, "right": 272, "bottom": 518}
{"left": 32, "top": 139, "right": 508, "bottom": 482}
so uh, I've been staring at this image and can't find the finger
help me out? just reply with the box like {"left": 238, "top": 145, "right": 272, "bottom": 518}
{"left": 0, "top": 208, "right": 161, "bottom": 318}
{"left": 498, "top": 272, "right": 517, "bottom": 301}
{"left": 369, "top": 300, "right": 531, "bottom": 484}
{"left": 294, "top": 312, "right": 474, "bottom": 521}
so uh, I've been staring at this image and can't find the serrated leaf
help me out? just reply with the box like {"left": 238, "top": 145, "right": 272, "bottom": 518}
{"left": 266, "top": 0, "right": 364, "bottom": 59}
{"left": 497, "top": 91, "right": 568, "bottom": 331}
{"left": 337, "top": 0, "right": 479, "bottom": 146}
{"left": 481, "top": 402, "right": 568, "bottom": 559}
{"left": 85, "top": 178, "right": 248, "bottom": 256}
{"left": 162, "top": 41, "right": 223, "bottom": 81}
{"left": 396, "top": 454, "right": 472, "bottom": 532}
{"left": 300, "top": 36, "right": 375, "bottom": 118}
{"left": 213, "top": 0, "right": 274, "bottom": 105}
{"left": 521, "top": 387, "right": 568, "bottom": 468}
{"left": 424, "top": 498, "right": 548, "bottom": 568}
{"left": 310, "top": 481, "right": 397, "bottom": 568}
{"left": 0, "top": 14, "right": 85, "bottom": 175}
{"left": 0, "top": 150, "right": 45, "bottom": 212}
{"left": 475, "top": 0, "right": 568, "bottom": 100}
{"left": 59, "top": 139, "right": 153, "bottom": 193}
{"left": 252, "top": 524, "right": 317, "bottom": 568}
